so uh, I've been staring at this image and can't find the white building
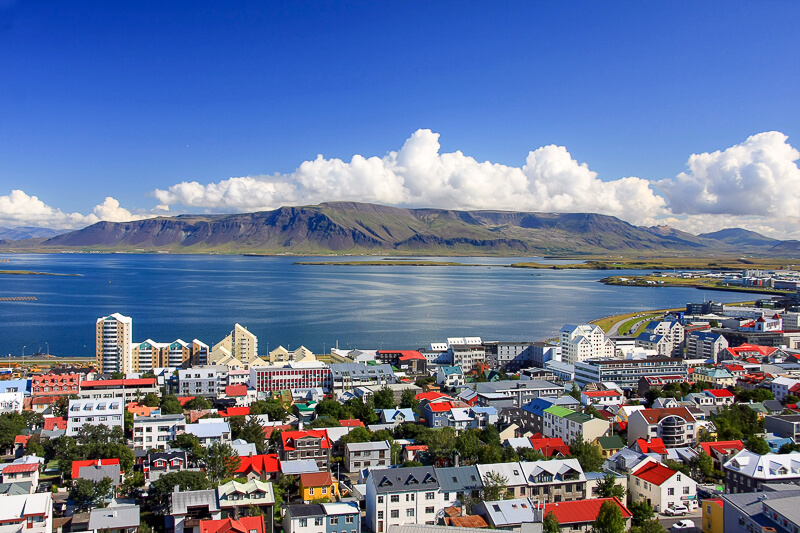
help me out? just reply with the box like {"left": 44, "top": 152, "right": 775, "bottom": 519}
{"left": 96, "top": 313, "right": 133, "bottom": 374}
{"left": 184, "top": 419, "right": 232, "bottom": 447}
{"left": 365, "top": 466, "right": 443, "bottom": 533}
{"left": 132, "top": 414, "right": 186, "bottom": 451}
{"left": 436, "top": 366, "right": 465, "bottom": 389}
{"left": 446, "top": 337, "right": 485, "bottom": 372}
{"left": 641, "top": 320, "right": 685, "bottom": 357}
{"left": 559, "top": 324, "right": 614, "bottom": 365}
{"left": 629, "top": 461, "right": 697, "bottom": 513}
{"left": 66, "top": 398, "right": 124, "bottom": 436}
{"left": 685, "top": 331, "right": 729, "bottom": 361}
{"left": 772, "top": 376, "right": 800, "bottom": 402}
{"left": 0, "top": 493, "right": 53, "bottom": 533}
{"left": 345, "top": 441, "right": 391, "bottom": 472}
{"left": 0, "top": 391, "right": 23, "bottom": 414}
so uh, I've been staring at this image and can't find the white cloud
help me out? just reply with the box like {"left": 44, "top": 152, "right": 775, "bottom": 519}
{"left": 659, "top": 131, "right": 800, "bottom": 217}
{"left": 0, "top": 190, "right": 149, "bottom": 230}
{"left": 153, "top": 128, "right": 667, "bottom": 225}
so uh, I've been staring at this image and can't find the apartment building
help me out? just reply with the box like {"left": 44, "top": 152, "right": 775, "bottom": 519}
{"left": 96, "top": 313, "right": 133, "bottom": 374}
{"left": 329, "top": 363, "right": 396, "bottom": 392}
{"left": 723, "top": 450, "right": 800, "bottom": 493}
{"left": 436, "top": 366, "right": 465, "bottom": 389}
{"left": 640, "top": 320, "right": 685, "bottom": 357}
{"left": 685, "top": 331, "right": 729, "bottom": 361}
{"left": 543, "top": 405, "right": 610, "bottom": 444}
{"left": 483, "top": 341, "right": 546, "bottom": 371}
{"left": 365, "top": 466, "right": 443, "bottom": 533}
{"left": 574, "top": 357, "right": 688, "bottom": 391}
{"left": 279, "top": 430, "right": 332, "bottom": 472}
{"left": 184, "top": 420, "right": 232, "bottom": 447}
{"left": 444, "top": 338, "right": 485, "bottom": 372}
{"left": 627, "top": 407, "right": 697, "bottom": 448}
{"left": 78, "top": 378, "right": 158, "bottom": 402}
{"left": 66, "top": 398, "right": 124, "bottom": 436}
{"left": 376, "top": 350, "right": 427, "bottom": 375}
{"left": 31, "top": 373, "right": 81, "bottom": 397}
{"left": 250, "top": 362, "right": 332, "bottom": 394}
{"left": 178, "top": 366, "right": 228, "bottom": 398}
{"left": 132, "top": 414, "right": 186, "bottom": 451}
{"left": 474, "top": 380, "right": 562, "bottom": 408}
{"left": 519, "top": 459, "right": 588, "bottom": 503}
{"left": 559, "top": 324, "right": 614, "bottom": 365}
{"left": 0, "top": 493, "right": 52, "bottom": 533}
{"left": 210, "top": 323, "right": 258, "bottom": 364}
{"left": 132, "top": 339, "right": 209, "bottom": 372}
{"left": 345, "top": 441, "right": 390, "bottom": 472}
{"left": 284, "top": 502, "right": 360, "bottom": 533}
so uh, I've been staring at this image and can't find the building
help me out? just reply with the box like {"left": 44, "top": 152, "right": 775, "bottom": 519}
{"left": 686, "top": 331, "right": 729, "bottom": 361}
{"left": 484, "top": 341, "right": 549, "bottom": 372}
{"left": 172, "top": 489, "right": 221, "bottom": 533}
{"left": 376, "top": 350, "right": 427, "bottom": 375}
{"left": 627, "top": 407, "right": 697, "bottom": 448}
{"left": 329, "top": 363, "right": 396, "bottom": 392}
{"left": 250, "top": 362, "right": 332, "bottom": 394}
{"left": 518, "top": 458, "right": 587, "bottom": 503}
{"left": 300, "top": 472, "right": 339, "bottom": 502}
{"left": 437, "top": 466, "right": 483, "bottom": 508}
{"left": 443, "top": 338, "right": 485, "bottom": 372}
{"left": 542, "top": 498, "right": 632, "bottom": 532}
{"left": 365, "top": 466, "right": 442, "bottom": 533}
{"left": 472, "top": 498, "right": 538, "bottom": 529}
{"left": 66, "top": 398, "right": 124, "bottom": 436}
{"left": 574, "top": 357, "right": 688, "bottom": 392}
{"left": 721, "top": 489, "right": 800, "bottom": 533}
{"left": 701, "top": 497, "right": 724, "bottom": 533}
{"left": 580, "top": 390, "right": 623, "bottom": 407}
{"left": 236, "top": 454, "right": 281, "bottom": 482}
{"left": 641, "top": 320, "right": 685, "bottom": 357}
{"left": 436, "top": 366, "right": 465, "bottom": 389}
{"left": 142, "top": 451, "right": 188, "bottom": 483}
{"left": 723, "top": 450, "right": 800, "bottom": 492}
{"left": 0, "top": 493, "right": 52, "bottom": 533}
{"left": 772, "top": 376, "right": 800, "bottom": 402}
{"left": 210, "top": 323, "right": 258, "bottom": 364}
{"left": 132, "top": 339, "right": 209, "bottom": 372}
{"left": 279, "top": 430, "right": 332, "bottom": 472}
{"left": 31, "top": 373, "right": 81, "bottom": 397}
{"left": 559, "top": 324, "right": 614, "bottom": 365}
{"left": 132, "top": 414, "right": 186, "bottom": 451}
{"left": 698, "top": 441, "right": 745, "bottom": 473}
{"left": 629, "top": 462, "right": 697, "bottom": 513}
{"left": 184, "top": 420, "right": 232, "bottom": 447}
{"left": 79, "top": 378, "right": 158, "bottom": 402}
{"left": 179, "top": 366, "right": 228, "bottom": 398}
{"left": 542, "top": 405, "right": 610, "bottom": 444}
{"left": 96, "top": 313, "right": 133, "bottom": 374}
{"left": 693, "top": 367, "right": 736, "bottom": 388}
{"left": 345, "top": 441, "right": 391, "bottom": 472}
{"left": 217, "top": 479, "right": 275, "bottom": 517}
{"left": 283, "top": 502, "right": 360, "bottom": 533}
{"left": 1, "top": 463, "right": 39, "bottom": 489}
{"left": 88, "top": 504, "right": 140, "bottom": 533}
{"left": 474, "top": 380, "right": 562, "bottom": 408}
{"left": 0, "top": 391, "right": 23, "bottom": 414}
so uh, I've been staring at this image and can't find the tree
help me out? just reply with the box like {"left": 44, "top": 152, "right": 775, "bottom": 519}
{"left": 543, "top": 511, "right": 560, "bottom": 533}
{"left": 569, "top": 437, "right": 604, "bottom": 472}
{"left": 206, "top": 442, "right": 241, "bottom": 483}
{"left": 141, "top": 392, "right": 161, "bottom": 407}
{"left": 517, "top": 448, "right": 545, "bottom": 462}
{"left": 591, "top": 500, "right": 626, "bottom": 533}
{"left": 402, "top": 460, "right": 423, "bottom": 468}
{"left": 120, "top": 471, "right": 145, "bottom": 496}
{"left": 0, "top": 413, "right": 25, "bottom": 450}
{"left": 25, "top": 434, "right": 45, "bottom": 457}
{"left": 250, "top": 399, "right": 288, "bottom": 422}
{"left": 69, "top": 477, "right": 113, "bottom": 511}
{"left": 22, "top": 411, "right": 43, "bottom": 429}
{"left": 745, "top": 435, "right": 770, "bottom": 455}
{"left": 569, "top": 383, "right": 582, "bottom": 402}
{"left": 316, "top": 399, "right": 349, "bottom": 420}
{"left": 663, "top": 459, "right": 690, "bottom": 477}
{"left": 456, "top": 430, "right": 482, "bottom": 465}
{"left": 160, "top": 394, "right": 184, "bottom": 415}
{"left": 340, "top": 426, "right": 374, "bottom": 447}
{"left": 184, "top": 396, "right": 212, "bottom": 410}
{"left": 595, "top": 472, "right": 625, "bottom": 499}
{"left": 400, "top": 389, "right": 420, "bottom": 412}
{"left": 629, "top": 519, "right": 666, "bottom": 533}
{"left": 373, "top": 386, "right": 395, "bottom": 410}
{"left": 124, "top": 410, "right": 134, "bottom": 435}
{"left": 149, "top": 471, "right": 211, "bottom": 514}
{"left": 482, "top": 470, "right": 508, "bottom": 501}
{"left": 628, "top": 501, "right": 654, "bottom": 527}
{"left": 780, "top": 442, "right": 800, "bottom": 454}
{"left": 344, "top": 396, "right": 378, "bottom": 425}
{"left": 239, "top": 415, "right": 267, "bottom": 453}
{"left": 785, "top": 394, "right": 800, "bottom": 406}
{"left": 424, "top": 427, "right": 457, "bottom": 461}
{"left": 479, "top": 424, "right": 501, "bottom": 446}
{"left": 171, "top": 433, "right": 206, "bottom": 463}
{"left": 111, "top": 371, "right": 124, "bottom": 380}
{"left": 690, "top": 452, "right": 715, "bottom": 479}
{"left": 306, "top": 416, "right": 341, "bottom": 429}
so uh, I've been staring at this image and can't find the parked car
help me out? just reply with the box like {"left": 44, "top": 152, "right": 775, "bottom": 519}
{"left": 664, "top": 504, "right": 689, "bottom": 516}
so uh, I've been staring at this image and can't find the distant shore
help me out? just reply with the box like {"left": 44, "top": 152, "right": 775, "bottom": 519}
{"left": 0, "top": 270, "right": 80, "bottom": 276}
{"left": 600, "top": 274, "right": 791, "bottom": 296}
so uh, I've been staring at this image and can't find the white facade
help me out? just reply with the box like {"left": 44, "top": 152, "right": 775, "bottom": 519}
{"left": 0, "top": 493, "right": 53, "bottom": 533}
{"left": 365, "top": 467, "right": 444, "bottom": 533}
{"left": 132, "top": 414, "right": 186, "bottom": 451}
{"left": 559, "top": 324, "right": 614, "bottom": 365}
{"left": 0, "top": 391, "right": 23, "bottom": 414}
{"left": 66, "top": 398, "right": 124, "bottom": 436}
{"left": 446, "top": 338, "right": 485, "bottom": 372}
{"left": 629, "top": 463, "right": 697, "bottom": 513}
{"left": 772, "top": 376, "right": 800, "bottom": 402}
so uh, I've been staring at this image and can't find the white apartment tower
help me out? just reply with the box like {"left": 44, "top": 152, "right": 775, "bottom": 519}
{"left": 559, "top": 324, "right": 614, "bottom": 365}
{"left": 96, "top": 313, "right": 133, "bottom": 374}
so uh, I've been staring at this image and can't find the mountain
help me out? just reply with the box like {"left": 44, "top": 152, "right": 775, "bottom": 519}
{"left": 1, "top": 202, "right": 795, "bottom": 256}
{"left": 698, "top": 228, "right": 780, "bottom": 248}
{"left": 0, "top": 226, "right": 67, "bottom": 240}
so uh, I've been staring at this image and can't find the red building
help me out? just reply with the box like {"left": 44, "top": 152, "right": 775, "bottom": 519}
{"left": 31, "top": 372, "right": 81, "bottom": 397}
{"left": 250, "top": 363, "right": 331, "bottom": 393}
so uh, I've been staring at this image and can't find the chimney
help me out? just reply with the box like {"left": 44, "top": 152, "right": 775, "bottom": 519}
{"left": 97, "top": 459, "right": 101, "bottom": 467}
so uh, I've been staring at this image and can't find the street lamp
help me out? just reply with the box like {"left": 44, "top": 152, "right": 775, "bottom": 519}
{"left": 45, "top": 342, "right": 49, "bottom": 357}
{"left": 22, "top": 345, "right": 25, "bottom": 371}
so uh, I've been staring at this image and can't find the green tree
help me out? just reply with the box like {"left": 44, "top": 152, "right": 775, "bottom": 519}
{"left": 206, "top": 442, "right": 241, "bottom": 483}
{"left": 591, "top": 500, "right": 626, "bottom": 533}
{"left": 306, "top": 416, "right": 342, "bottom": 429}
{"left": 400, "top": 389, "right": 420, "bottom": 412}
{"left": 595, "top": 472, "right": 625, "bottom": 499}
{"left": 628, "top": 501, "right": 654, "bottom": 527}
{"left": 239, "top": 415, "right": 268, "bottom": 453}
{"left": 22, "top": 411, "right": 44, "bottom": 429}
{"left": 569, "top": 383, "right": 581, "bottom": 402}
{"left": 455, "top": 430, "right": 482, "bottom": 465}
{"left": 316, "top": 399, "right": 349, "bottom": 420}
{"left": 402, "top": 460, "right": 423, "bottom": 468}
{"left": 424, "top": 427, "right": 457, "bottom": 461}
{"left": 629, "top": 519, "right": 666, "bottom": 533}
{"left": 149, "top": 471, "right": 211, "bottom": 514}
{"left": 340, "top": 427, "right": 374, "bottom": 447}
{"left": 482, "top": 470, "right": 508, "bottom": 501}
{"left": 690, "top": 452, "right": 715, "bottom": 479}
{"left": 25, "top": 434, "right": 45, "bottom": 457}
{"left": 124, "top": 410, "right": 134, "bottom": 435}
{"left": 663, "top": 459, "right": 690, "bottom": 476}
{"left": 0, "top": 413, "right": 27, "bottom": 450}
{"left": 344, "top": 396, "right": 378, "bottom": 425}
{"left": 184, "top": 396, "right": 212, "bottom": 410}
{"left": 569, "top": 437, "right": 604, "bottom": 472}
{"left": 159, "top": 394, "right": 184, "bottom": 415}
{"left": 141, "top": 393, "right": 161, "bottom": 407}
{"left": 480, "top": 424, "right": 501, "bottom": 446}
{"left": 745, "top": 435, "right": 770, "bottom": 455}
{"left": 250, "top": 399, "right": 288, "bottom": 422}
{"left": 69, "top": 477, "right": 113, "bottom": 511}
{"left": 517, "top": 448, "right": 546, "bottom": 462}
{"left": 110, "top": 371, "right": 124, "bottom": 380}
{"left": 780, "top": 442, "right": 800, "bottom": 454}
{"left": 373, "top": 386, "right": 396, "bottom": 410}
{"left": 170, "top": 433, "right": 206, "bottom": 463}
{"left": 543, "top": 511, "right": 560, "bottom": 533}
{"left": 120, "top": 471, "right": 145, "bottom": 496}
{"left": 785, "top": 394, "right": 800, "bottom": 406}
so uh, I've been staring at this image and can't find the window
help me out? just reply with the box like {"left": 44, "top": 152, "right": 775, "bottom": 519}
{"left": 314, "top": 518, "right": 323, "bottom": 526}
{"left": 391, "top": 510, "right": 399, "bottom": 518}
{"left": 299, "top": 519, "right": 307, "bottom": 527}
{"left": 322, "top": 487, "right": 327, "bottom": 494}
{"left": 309, "top": 488, "right": 315, "bottom": 495}
{"left": 391, "top": 495, "right": 400, "bottom": 503}
{"left": 330, "top": 517, "right": 339, "bottom": 525}
{"left": 378, "top": 512, "right": 384, "bottom": 520}
{"left": 684, "top": 486, "right": 690, "bottom": 495}
{"left": 426, "top": 507, "right": 434, "bottom": 514}
{"left": 378, "top": 496, "right": 384, "bottom": 504}
{"left": 346, "top": 516, "right": 354, "bottom": 524}
{"left": 426, "top": 492, "right": 435, "bottom": 500}
{"left": 668, "top": 488, "right": 675, "bottom": 496}
{"left": 406, "top": 509, "right": 414, "bottom": 517}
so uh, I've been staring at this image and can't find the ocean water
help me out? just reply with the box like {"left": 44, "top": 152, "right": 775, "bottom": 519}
{"left": 0, "top": 254, "right": 770, "bottom": 357}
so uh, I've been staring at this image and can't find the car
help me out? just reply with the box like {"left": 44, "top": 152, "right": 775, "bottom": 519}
{"left": 664, "top": 504, "right": 689, "bottom": 516}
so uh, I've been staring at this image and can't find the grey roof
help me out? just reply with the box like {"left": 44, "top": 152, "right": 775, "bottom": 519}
{"left": 435, "top": 466, "right": 482, "bottom": 492}
{"left": 475, "top": 380, "right": 559, "bottom": 393}
{"left": 77, "top": 464, "right": 121, "bottom": 486}
{"left": 285, "top": 504, "right": 325, "bottom": 517}
{"left": 370, "top": 466, "right": 439, "bottom": 493}
{"left": 722, "top": 490, "right": 800, "bottom": 528}
{"left": 330, "top": 363, "right": 395, "bottom": 378}
{"left": 281, "top": 459, "right": 320, "bottom": 475}
{"left": 346, "top": 441, "right": 390, "bottom": 452}
{"left": 88, "top": 505, "right": 140, "bottom": 530}
{"left": 0, "top": 482, "right": 32, "bottom": 496}
{"left": 171, "top": 489, "right": 220, "bottom": 515}
{"left": 475, "top": 497, "right": 537, "bottom": 526}
{"left": 764, "top": 400, "right": 785, "bottom": 412}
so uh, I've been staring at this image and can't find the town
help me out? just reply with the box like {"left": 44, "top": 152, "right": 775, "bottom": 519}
{"left": 3, "top": 288, "right": 800, "bottom": 533}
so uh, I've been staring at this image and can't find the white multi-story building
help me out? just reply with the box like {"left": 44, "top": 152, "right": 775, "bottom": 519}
{"left": 178, "top": 366, "right": 228, "bottom": 397}
{"left": 96, "top": 313, "right": 132, "bottom": 374}
{"left": 184, "top": 419, "right": 232, "bottom": 447}
{"left": 629, "top": 461, "right": 697, "bottom": 513}
{"left": 66, "top": 398, "right": 124, "bottom": 436}
{"left": 641, "top": 320, "right": 685, "bottom": 357}
{"left": 685, "top": 331, "right": 729, "bottom": 361}
{"left": 445, "top": 337, "right": 485, "bottom": 372}
{"left": 345, "top": 441, "right": 391, "bottom": 472}
{"left": 0, "top": 391, "right": 23, "bottom": 414}
{"left": 366, "top": 466, "right": 443, "bottom": 533}
{"left": 626, "top": 407, "right": 697, "bottom": 448}
{"left": 132, "top": 414, "right": 187, "bottom": 451}
{"left": 0, "top": 493, "right": 53, "bottom": 533}
{"left": 559, "top": 324, "right": 614, "bottom": 365}
{"left": 542, "top": 405, "right": 610, "bottom": 444}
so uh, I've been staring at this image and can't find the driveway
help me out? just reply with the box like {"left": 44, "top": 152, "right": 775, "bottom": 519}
{"left": 658, "top": 507, "right": 702, "bottom": 530}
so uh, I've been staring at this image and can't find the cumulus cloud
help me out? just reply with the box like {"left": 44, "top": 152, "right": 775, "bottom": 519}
{"left": 0, "top": 190, "right": 149, "bottom": 230}
{"left": 659, "top": 131, "right": 800, "bottom": 217}
{"left": 153, "top": 129, "right": 667, "bottom": 225}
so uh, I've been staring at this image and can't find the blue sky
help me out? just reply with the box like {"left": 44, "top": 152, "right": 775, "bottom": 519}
{"left": 1, "top": 1, "right": 799, "bottom": 237}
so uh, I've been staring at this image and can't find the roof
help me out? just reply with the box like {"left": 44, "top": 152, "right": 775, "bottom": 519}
{"left": 172, "top": 489, "right": 220, "bottom": 515}
{"left": 346, "top": 441, "right": 390, "bottom": 452}
{"left": 636, "top": 438, "right": 668, "bottom": 455}
{"left": 88, "top": 505, "right": 140, "bottom": 530}
{"left": 427, "top": 402, "right": 453, "bottom": 413}
{"left": 185, "top": 421, "right": 231, "bottom": 438}
{"left": 632, "top": 462, "right": 678, "bottom": 486}
{"left": 220, "top": 406, "right": 250, "bottom": 417}
{"left": 300, "top": 472, "right": 335, "bottom": 487}
{"left": 0, "top": 493, "right": 52, "bottom": 521}
{"left": 236, "top": 454, "right": 280, "bottom": 475}
{"left": 446, "top": 515, "right": 489, "bottom": 528}
{"left": 281, "top": 430, "right": 331, "bottom": 450}
{"left": 71, "top": 459, "right": 119, "bottom": 480}
{"left": 595, "top": 435, "right": 625, "bottom": 450}
{"left": 320, "top": 502, "right": 360, "bottom": 516}
{"left": 379, "top": 350, "right": 425, "bottom": 360}
{"left": 544, "top": 497, "right": 631, "bottom": 524}
{"left": 285, "top": 504, "right": 325, "bottom": 518}
{"left": 416, "top": 391, "right": 452, "bottom": 402}
{"left": 339, "top": 419, "right": 365, "bottom": 427}
{"left": 280, "top": 459, "right": 320, "bottom": 475}
{"left": 582, "top": 390, "right": 622, "bottom": 398}
{"left": 724, "top": 450, "right": 800, "bottom": 480}
{"left": 77, "top": 463, "right": 121, "bottom": 485}
{"left": 225, "top": 385, "right": 248, "bottom": 397}
{"left": 543, "top": 405, "right": 574, "bottom": 418}
{"left": 634, "top": 407, "right": 696, "bottom": 424}
{"left": 477, "top": 497, "right": 537, "bottom": 526}
{"left": 217, "top": 479, "right": 275, "bottom": 502}
{"left": 705, "top": 389, "right": 735, "bottom": 398}
{"left": 370, "top": 466, "right": 439, "bottom": 494}
{"left": 200, "top": 517, "right": 264, "bottom": 533}
{"left": 700, "top": 440, "right": 744, "bottom": 456}
{"left": 80, "top": 378, "right": 156, "bottom": 388}
{"left": 2, "top": 463, "right": 38, "bottom": 474}
{"left": 436, "top": 466, "right": 482, "bottom": 492}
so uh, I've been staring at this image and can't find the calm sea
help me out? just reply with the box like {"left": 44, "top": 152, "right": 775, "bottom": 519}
{"left": 0, "top": 254, "right": 771, "bottom": 358}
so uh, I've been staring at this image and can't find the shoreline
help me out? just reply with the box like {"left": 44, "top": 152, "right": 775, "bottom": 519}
{"left": 600, "top": 275, "right": 792, "bottom": 296}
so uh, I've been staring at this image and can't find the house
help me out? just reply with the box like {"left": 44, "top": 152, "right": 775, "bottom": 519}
{"left": 279, "top": 430, "right": 332, "bottom": 472}
{"left": 320, "top": 503, "right": 361, "bottom": 533}
{"left": 764, "top": 414, "right": 800, "bottom": 442}
{"left": 542, "top": 405, "right": 610, "bottom": 444}
{"left": 66, "top": 398, "right": 124, "bottom": 436}
{"left": 475, "top": 380, "right": 563, "bottom": 408}
{"left": 71, "top": 458, "right": 120, "bottom": 480}
{"left": 0, "top": 493, "right": 53, "bottom": 533}
{"left": 133, "top": 414, "right": 187, "bottom": 451}
{"left": 720, "top": 489, "right": 800, "bottom": 533}
{"left": 519, "top": 458, "right": 587, "bottom": 503}
{"left": 633, "top": 438, "right": 668, "bottom": 458}
{"left": 436, "top": 367, "right": 465, "bottom": 389}
{"left": 693, "top": 367, "right": 736, "bottom": 388}
{"left": 283, "top": 503, "right": 360, "bottom": 533}
{"left": 542, "top": 497, "right": 632, "bottom": 533}
{"left": 580, "top": 390, "right": 623, "bottom": 407}
{"left": 476, "top": 462, "right": 529, "bottom": 499}
{"left": 723, "top": 450, "right": 800, "bottom": 492}
{"left": 377, "top": 408, "right": 417, "bottom": 425}
{"left": 345, "top": 441, "right": 391, "bottom": 473}
{"left": 586, "top": 471, "right": 628, "bottom": 499}
{"left": 1, "top": 463, "right": 39, "bottom": 491}
{"left": 79, "top": 378, "right": 159, "bottom": 402}
{"left": 701, "top": 498, "right": 724, "bottom": 533}
{"left": 594, "top": 435, "right": 626, "bottom": 459}
{"left": 528, "top": 435, "right": 571, "bottom": 458}
{"left": 472, "top": 498, "right": 537, "bottom": 529}
{"left": 300, "top": 472, "right": 339, "bottom": 502}
{"left": 0, "top": 391, "right": 23, "bottom": 414}
{"left": 330, "top": 363, "right": 397, "bottom": 393}
{"left": 772, "top": 376, "right": 800, "bottom": 402}
{"left": 142, "top": 451, "right": 188, "bottom": 483}
{"left": 377, "top": 350, "right": 427, "bottom": 375}
{"left": 184, "top": 420, "right": 232, "bottom": 447}
{"left": 235, "top": 454, "right": 281, "bottom": 482}
{"left": 74, "top": 460, "right": 122, "bottom": 487}
{"left": 199, "top": 517, "right": 265, "bottom": 533}
{"left": 171, "top": 489, "right": 221, "bottom": 533}
{"left": 217, "top": 479, "right": 275, "bottom": 517}
{"left": 87, "top": 504, "right": 140, "bottom": 533}
{"left": 702, "top": 389, "right": 736, "bottom": 406}
{"left": 365, "top": 466, "right": 442, "bottom": 533}
{"left": 629, "top": 462, "right": 697, "bottom": 512}
{"left": 637, "top": 375, "right": 687, "bottom": 398}
{"left": 627, "top": 407, "right": 697, "bottom": 448}
{"left": 698, "top": 441, "right": 744, "bottom": 473}
{"left": 223, "top": 385, "right": 254, "bottom": 407}
{"left": 437, "top": 466, "right": 483, "bottom": 508}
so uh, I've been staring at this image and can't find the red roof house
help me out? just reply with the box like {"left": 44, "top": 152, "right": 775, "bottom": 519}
{"left": 236, "top": 454, "right": 281, "bottom": 480}
{"left": 699, "top": 440, "right": 745, "bottom": 470}
{"left": 225, "top": 385, "right": 248, "bottom": 397}
{"left": 71, "top": 458, "right": 120, "bottom": 479}
{"left": 219, "top": 406, "right": 250, "bottom": 418}
{"left": 200, "top": 516, "right": 265, "bottom": 533}
{"left": 3, "top": 463, "right": 38, "bottom": 474}
{"left": 43, "top": 417, "right": 67, "bottom": 431}
{"left": 632, "top": 462, "right": 679, "bottom": 486}
{"left": 543, "top": 498, "right": 632, "bottom": 528}
{"left": 339, "top": 419, "right": 365, "bottom": 427}
{"left": 634, "top": 438, "right": 668, "bottom": 456}
{"left": 529, "top": 436, "right": 570, "bottom": 457}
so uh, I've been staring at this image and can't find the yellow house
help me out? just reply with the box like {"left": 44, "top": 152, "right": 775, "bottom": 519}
{"left": 300, "top": 472, "right": 340, "bottom": 502}
{"left": 701, "top": 498, "right": 724, "bottom": 533}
